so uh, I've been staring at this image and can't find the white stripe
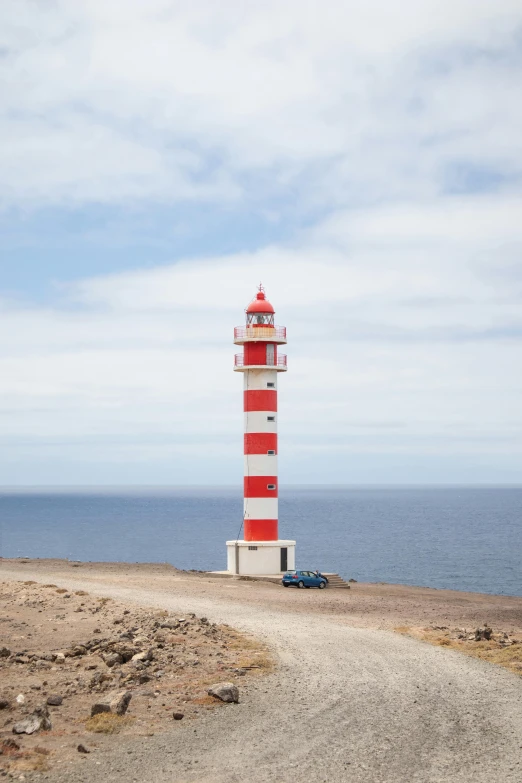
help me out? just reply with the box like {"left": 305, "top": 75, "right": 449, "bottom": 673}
{"left": 243, "top": 497, "right": 278, "bottom": 520}
{"left": 243, "top": 369, "right": 278, "bottom": 391}
{"left": 244, "top": 455, "right": 278, "bottom": 476}
{"left": 244, "top": 411, "right": 277, "bottom": 434}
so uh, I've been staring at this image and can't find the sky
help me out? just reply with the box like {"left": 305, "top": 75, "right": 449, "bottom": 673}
{"left": 1, "top": 0, "right": 521, "bottom": 485}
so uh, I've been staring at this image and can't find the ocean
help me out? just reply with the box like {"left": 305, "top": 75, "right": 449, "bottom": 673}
{"left": 0, "top": 486, "right": 520, "bottom": 597}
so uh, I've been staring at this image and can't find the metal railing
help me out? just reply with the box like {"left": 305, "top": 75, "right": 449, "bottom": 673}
{"left": 234, "top": 354, "right": 287, "bottom": 368}
{"left": 234, "top": 325, "right": 287, "bottom": 340}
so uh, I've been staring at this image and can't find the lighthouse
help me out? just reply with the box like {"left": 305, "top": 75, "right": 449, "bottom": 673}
{"left": 226, "top": 286, "right": 296, "bottom": 575}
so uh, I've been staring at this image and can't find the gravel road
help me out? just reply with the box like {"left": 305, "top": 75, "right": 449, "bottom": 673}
{"left": 2, "top": 565, "right": 522, "bottom": 783}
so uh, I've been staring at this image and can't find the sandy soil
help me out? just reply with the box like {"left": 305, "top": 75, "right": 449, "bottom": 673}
{"left": 1, "top": 558, "right": 522, "bottom": 783}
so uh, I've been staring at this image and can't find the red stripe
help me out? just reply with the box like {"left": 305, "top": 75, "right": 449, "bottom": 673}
{"left": 244, "top": 390, "right": 277, "bottom": 412}
{"left": 244, "top": 433, "right": 277, "bottom": 454}
{"left": 244, "top": 476, "right": 278, "bottom": 497}
{"left": 244, "top": 519, "right": 278, "bottom": 541}
{"left": 244, "top": 343, "right": 277, "bottom": 365}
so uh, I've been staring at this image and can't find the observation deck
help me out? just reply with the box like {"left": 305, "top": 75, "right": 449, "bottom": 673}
{"left": 234, "top": 354, "right": 287, "bottom": 372}
{"left": 234, "top": 325, "right": 287, "bottom": 345}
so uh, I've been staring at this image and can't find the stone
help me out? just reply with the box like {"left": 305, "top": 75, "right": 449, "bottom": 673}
{"left": 15, "top": 694, "right": 25, "bottom": 705}
{"left": 54, "top": 653, "right": 66, "bottom": 664}
{"left": 104, "top": 653, "right": 123, "bottom": 668}
{"left": 113, "top": 645, "right": 138, "bottom": 663}
{"left": 46, "top": 695, "right": 63, "bottom": 706}
{"left": 12, "top": 706, "right": 52, "bottom": 735}
{"left": 207, "top": 682, "right": 239, "bottom": 704}
{"left": 173, "top": 712, "right": 184, "bottom": 720}
{"left": 0, "top": 699, "right": 10, "bottom": 710}
{"left": 77, "top": 744, "right": 90, "bottom": 753}
{"left": 35, "top": 660, "right": 52, "bottom": 670}
{"left": 0, "top": 648, "right": 10, "bottom": 658}
{"left": 90, "top": 702, "right": 111, "bottom": 717}
{"left": 474, "top": 626, "right": 493, "bottom": 642}
{"left": 132, "top": 649, "right": 153, "bottom": 663}
{"left": 109, "top": 690, "right": 132, "bottom": 716}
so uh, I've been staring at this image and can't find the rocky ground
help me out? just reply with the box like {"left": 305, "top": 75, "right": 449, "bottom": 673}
{"left": 396, "top": 622, "right": 522, "bottom": 676}
{"left": 0, "top": 578, "right": 271, "bottom": 778}
{"left": 1, "top": 560, "right": 522, "bottom": 783}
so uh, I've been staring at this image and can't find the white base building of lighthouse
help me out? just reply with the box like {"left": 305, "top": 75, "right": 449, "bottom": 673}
{"left": 225, "top": 539, "right": 296, "bottom": 576}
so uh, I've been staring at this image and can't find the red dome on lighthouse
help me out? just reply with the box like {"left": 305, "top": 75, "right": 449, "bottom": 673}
{"left": 246, "top": 289, "right": 275, "bottom": 314}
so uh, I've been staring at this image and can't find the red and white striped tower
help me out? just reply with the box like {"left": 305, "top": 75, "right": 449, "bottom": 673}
{"left": 226, "top": 285, "right": 296, "bottom": 575}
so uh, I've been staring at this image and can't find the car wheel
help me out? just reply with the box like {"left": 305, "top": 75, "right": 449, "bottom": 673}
{"left": 318, "top": 581, "right": 326, "bottom": 589}
{"left": 297, "top": 580, "right": 305, "bottom": 589}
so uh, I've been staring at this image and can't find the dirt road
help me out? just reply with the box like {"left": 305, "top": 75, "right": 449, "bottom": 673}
{"left": 2, "top": 560, "right": 522, "bottom": 783}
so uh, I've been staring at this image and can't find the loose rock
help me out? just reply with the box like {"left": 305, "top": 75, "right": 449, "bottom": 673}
{"left": 12, "top": 705, "right": 52, "bottom": 734}
{"left": 104, "top": 653, "right": 123, "bottom": 667}
{"left": 207, "top": 682, "right": 239, "bottom": 704}
{"left": 77, "top": 744, "right": 90, "bottom": 753}
{"left": 90, "top": 702, "right": 111, "bottom": 717}
{"left": 46, "top": 694, "right": 63, "bottom": 706}
{"left": 173, "top": 712, "right": 184, "bottom": 720}
{"left": 109, "top": 690, "right": 132, "bottom": 716}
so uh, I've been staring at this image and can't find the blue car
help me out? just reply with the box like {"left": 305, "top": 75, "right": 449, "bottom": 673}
{"left": 282, "top": 570, "right": 327, "bottom": 589}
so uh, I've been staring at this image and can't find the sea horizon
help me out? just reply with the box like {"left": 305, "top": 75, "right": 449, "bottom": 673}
{"left": 1, "top": 485, "right": 520, "bottom": 597}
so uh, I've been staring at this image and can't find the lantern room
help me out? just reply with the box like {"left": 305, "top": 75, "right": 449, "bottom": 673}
{"left": 246, "top": 290, "right": 275, "bottom": 327}
{"left": 233, "top": 286, "right": 287, "bottom": 349}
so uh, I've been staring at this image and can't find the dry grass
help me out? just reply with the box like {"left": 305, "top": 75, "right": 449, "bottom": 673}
{"left": 395, "top": 626, "right": 522, "bottom": 676}
{"left": 226, "top": 628, "right": 274, "bottom": 671}
{"left": 55, "top": 588, "right": 68, "bottom": 594}
{"left": 237, "top": 652, "right": 274, "bottom": 671}
{"left": 23, "top": 580, "right": 37, "bottom": 585}
{"left": 85, "top": 713, "right": 135, "bottom": 734}
{"left": 42, "top": 584, "right": 57, "bottom": 588}
{"left": 6, "top": 748, "right": 51, "bottom": 773}
{"left": 227, "top": 633, "right": 260, "bottom": 650}
{"left": 191, "top": 694, "right": 222, "bottom": 705}
{"left": 74, "top": 590, "right": 88, "bottom": 596}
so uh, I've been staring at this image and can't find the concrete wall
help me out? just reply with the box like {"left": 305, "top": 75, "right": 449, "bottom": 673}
{"left": 226, "top": 540, "right": 296, "bottom": 575}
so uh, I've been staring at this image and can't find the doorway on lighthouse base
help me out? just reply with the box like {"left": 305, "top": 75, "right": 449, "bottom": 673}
{"left": 280, "top": 547, "right": 288, "bottom": 572}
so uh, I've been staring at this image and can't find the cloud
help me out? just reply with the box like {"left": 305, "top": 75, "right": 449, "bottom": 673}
{"left": 1, "top": 1, "right": 521, "bottom": 483}
{"left": 0, "top": 0, "right": 521, "bottom": 210}
{"left": 1, "top": 193, "right": 521, "bottom": 483}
